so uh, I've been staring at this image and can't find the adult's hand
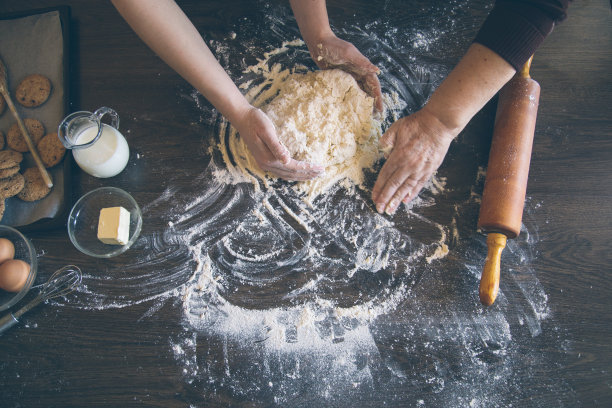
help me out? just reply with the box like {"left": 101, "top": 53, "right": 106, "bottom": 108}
{"left": 234, "top": 107, "right": 325, "bottom": 181}
{"left": 309, "top": 34, "right": 383, "bottom": 112}
{"left": 371, "top": 108, "right": 455, "bottom": 214}
{"left": 372, "top": 43, "right": 518, "bottom": 214}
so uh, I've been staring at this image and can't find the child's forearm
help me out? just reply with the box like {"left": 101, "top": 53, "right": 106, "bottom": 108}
{"left": 111, "top": 0, "right": 251, "bottom": 124}
{"left": 289, "top": 0, "right": 333, "bottom": 46}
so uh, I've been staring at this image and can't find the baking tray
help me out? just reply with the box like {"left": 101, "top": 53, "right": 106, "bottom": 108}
{"left": 0, "top": 6, "right": 72, "bottom": 232}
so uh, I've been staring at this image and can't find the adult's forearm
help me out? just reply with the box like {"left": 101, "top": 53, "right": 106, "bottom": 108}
{"left": 111, "top": 0, "right": 250, "bottom": 124}
{"left": 424, "top": 43, "right": 516, "bottom": 137}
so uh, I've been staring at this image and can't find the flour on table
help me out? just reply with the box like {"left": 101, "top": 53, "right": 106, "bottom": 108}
{"left": 54, "top": 34, "right": 558, "bottom": 406}
{"left": 261, "top": 69, "right": 382, "bottom": 200}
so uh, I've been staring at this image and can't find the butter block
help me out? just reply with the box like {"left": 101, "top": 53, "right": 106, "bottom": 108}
{"left": 97, "top": 206, "right": 130, "bottom": 245}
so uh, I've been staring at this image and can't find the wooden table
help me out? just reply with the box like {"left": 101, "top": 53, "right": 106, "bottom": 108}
{"left": 1, "top": 1, "right": 611, "bottom": 406}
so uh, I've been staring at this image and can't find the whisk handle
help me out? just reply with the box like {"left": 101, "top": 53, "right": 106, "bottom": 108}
{"left": 0, "top": 297, "right": 43, "bottom": 335}
{"left": 0, "top": 313, "right": 19, "bottom": 335}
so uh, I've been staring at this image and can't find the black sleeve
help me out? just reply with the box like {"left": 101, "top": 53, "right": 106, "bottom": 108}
{"left": 474, "top": 0, "right": 571, "bottom": 70}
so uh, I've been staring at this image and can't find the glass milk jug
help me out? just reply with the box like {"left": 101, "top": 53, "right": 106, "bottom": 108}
{"left": 58, "top": 107, "right": 130, "bottom": 178}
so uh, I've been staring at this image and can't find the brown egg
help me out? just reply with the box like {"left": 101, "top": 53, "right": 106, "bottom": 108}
{"left": 0, "top": 237, "right": 15, "bottom": 264}
{"left": 0, "top": 259, "right": 30, "bottom": 292}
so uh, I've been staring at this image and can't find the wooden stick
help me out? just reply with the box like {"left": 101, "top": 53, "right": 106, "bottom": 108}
{"left": 0, "top": 58, "right": 53, "bottom": 188}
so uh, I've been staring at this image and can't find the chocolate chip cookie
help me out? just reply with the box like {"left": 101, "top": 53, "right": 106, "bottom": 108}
{"left": 37, "top": 132, "right": 66, "bottom": 168}
{"left": 17, "top": 167, "right": 51, "bottom": 201}
{"left": 0, "top": 150, "right": 23, "bottom": 170}
{"left": 15, "top": 74, "right": 52, "bottom": 108}
{"left": 0, "top": 173, "right": 25, "bottom": 199}
{"left": 0, "top": 165, "right": 20, "bottom": 179}
{"left": 6, "top": 119, "right": 45, "bottom": 152}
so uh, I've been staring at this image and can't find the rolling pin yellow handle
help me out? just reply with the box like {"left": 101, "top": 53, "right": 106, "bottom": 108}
{"left": 479, "top": 232, "right": 507, "bottom": 306}
{"left": 520, "top": 55, "right": 534, "bottom": 79}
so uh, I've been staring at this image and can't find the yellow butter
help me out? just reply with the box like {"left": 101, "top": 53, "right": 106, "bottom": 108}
{"left": 97, "top": 206, "right": 130, "bottom": 245}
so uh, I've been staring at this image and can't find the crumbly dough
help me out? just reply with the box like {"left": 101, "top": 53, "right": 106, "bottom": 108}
{"left": 264, "top": 69, "right": 374, "bottom": 167}
{"left": 260, "top": 69, "right": 381, "bottom": 200}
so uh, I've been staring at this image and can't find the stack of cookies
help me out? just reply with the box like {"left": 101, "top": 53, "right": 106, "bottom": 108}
{"left": 0, "top": 74, "right": 65, "bottom": 221}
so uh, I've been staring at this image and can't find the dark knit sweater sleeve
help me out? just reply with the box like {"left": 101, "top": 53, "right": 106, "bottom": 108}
{"left": 474, "top": 0, "right": 571, "bottom": 71}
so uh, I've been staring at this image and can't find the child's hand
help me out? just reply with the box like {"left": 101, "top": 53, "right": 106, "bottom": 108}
{"left": 235, "top": 107, "right": 325, "bottom": 181}
{"left": 309, "top": 34, "right": 383, "bottom": 112}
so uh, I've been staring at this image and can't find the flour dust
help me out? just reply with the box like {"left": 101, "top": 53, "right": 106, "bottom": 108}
{"left": 51, "top": 3, "right": 570, "bottom": 406}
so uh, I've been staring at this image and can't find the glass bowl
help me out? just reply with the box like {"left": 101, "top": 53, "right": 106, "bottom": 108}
{"left": 68, "top": 187, "right": 142, "bottom": 258}
{"left": 0, "top": 226, "right": 38, "bottom": 311}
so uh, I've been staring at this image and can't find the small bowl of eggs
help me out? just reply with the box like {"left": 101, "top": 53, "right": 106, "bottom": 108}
{"left": 0, "top": 226, "right": 37, "bottom": 311}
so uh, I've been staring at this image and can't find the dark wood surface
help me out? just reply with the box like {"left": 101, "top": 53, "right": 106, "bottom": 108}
{"left": 1, "top": 1, "right": 611, "bottom": 407}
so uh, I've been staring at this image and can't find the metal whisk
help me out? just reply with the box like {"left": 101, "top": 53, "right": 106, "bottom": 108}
{"left": 0, "top": 265, "right": 82, "bottom": 334}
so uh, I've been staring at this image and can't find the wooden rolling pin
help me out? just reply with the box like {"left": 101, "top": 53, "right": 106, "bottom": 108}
{"left": 477, "top": 57, "right": 540, "bottom": 306}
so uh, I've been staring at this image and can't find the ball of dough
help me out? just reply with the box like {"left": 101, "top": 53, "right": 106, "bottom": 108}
{"left": 263, "top": 69, "right": 375, "bottom": 170}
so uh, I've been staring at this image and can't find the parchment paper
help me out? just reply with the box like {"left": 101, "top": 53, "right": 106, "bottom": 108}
{"left": 0, "top": 10, "right": 66, "bottom": 227}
